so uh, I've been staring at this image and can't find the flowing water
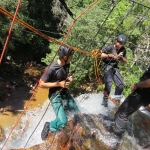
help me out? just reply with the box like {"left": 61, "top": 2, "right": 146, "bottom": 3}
{"left": 0, "top": 90, "right": 150, "bottom": 150}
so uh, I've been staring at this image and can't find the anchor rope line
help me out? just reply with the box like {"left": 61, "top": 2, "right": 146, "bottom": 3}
{"left": 92, "top": 0, "right": 122, "bottom": 41}
{"left": 128, "top": 9, "right": 150, "bottom": 36}
{"left": 24, "top": 102, "right": 51, "bottom": 148}
{"left": 100, "top": 2, "right": 135, "bottom": 48}
{"left": 0, "top": 0, "right": 22, "bottom": 65}
{"left": 100, "top": 0, "right": 149, "bottom": 49}
{"left": 130, "top": 0, "right": 150, "bottom": 9}
{"left": 128, "top": 10, "right": 150, "bottom": 35}
{"left": 0, "top": 7, "right": 92, "bottom": 56}
{"left": 0, "top": 21, "right": 64, "bottom": 35}
{"left": 1, "top": 1, "right": 98, "bottom": 149}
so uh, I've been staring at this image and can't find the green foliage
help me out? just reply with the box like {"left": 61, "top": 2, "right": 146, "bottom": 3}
{"left": 41, "top": 43, "right": 59, "bottom": 65}
{"left": 118, "top": 49, "right": 141, "bottom": 96}
{"left": 0, "top": 0, "right": 67, "bottom": 62}
{"left": 63, "top": 0, "right": 150, "bottom": 95}
{"left": 1, "top": 0, "right": 150, "bottom": 97}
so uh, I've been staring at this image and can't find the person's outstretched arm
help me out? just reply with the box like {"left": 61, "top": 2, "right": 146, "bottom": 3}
{"left": 131, "top": 79, "right": 150, "bottom": 92}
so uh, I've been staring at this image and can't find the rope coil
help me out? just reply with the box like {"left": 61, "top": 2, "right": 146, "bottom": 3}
{"left": 91, "top": 49, "right": 101, "bottom": 57}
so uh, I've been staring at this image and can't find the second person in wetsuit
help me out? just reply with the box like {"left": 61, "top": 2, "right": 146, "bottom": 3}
{"left": 39, "top": 46, "right": 79, "bottom": 140}
{"left": 100, "top": 34, "right": 127, "bottom": 107}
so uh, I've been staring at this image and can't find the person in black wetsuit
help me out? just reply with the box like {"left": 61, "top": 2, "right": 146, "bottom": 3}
{"left": 39, "top": 45, "right": 78, "bottom": 140}
{"left": 100, "top": 34, "right": 127, "bottom": 107}
{"left": 109, "top": 65, "right": 150, "bottom": 137}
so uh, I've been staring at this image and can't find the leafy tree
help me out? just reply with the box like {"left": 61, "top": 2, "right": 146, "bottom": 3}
{"left": 0, "top": 0, "right": 67, "bottom": 63}
{"left": 66, "top": 0, "right": 150, "bottom": 95}
{"left": 1, "top": 0, "right": 150, "bottom": 96}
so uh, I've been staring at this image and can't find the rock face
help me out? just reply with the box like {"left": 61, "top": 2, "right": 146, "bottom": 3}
{"left": 11, "top": 110, "right": 150, "bottom": 150}
{"left": 15, "top": 114, "right": 109, "bottom": 150}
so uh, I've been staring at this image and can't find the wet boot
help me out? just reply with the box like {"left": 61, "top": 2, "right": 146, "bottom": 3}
{"left": 104, "top": 122, "right": 123, "bottom": 139}
{"left": 41, "top": 122, "right": 50, "bottom": 140}
{"left": 101, "top": 98, "right": 108, "bottom": 107}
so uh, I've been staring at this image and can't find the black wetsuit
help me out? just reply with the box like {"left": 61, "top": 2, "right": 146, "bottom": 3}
{"left": 42, "top": 61, "right": 70, "bottom": 97}
{"left": 114, "top": 65, "right": 150, "bottom": 135}
{"left": 102, "top": 44, "right": 126, "bottom": 105}
{"left": 41, "top": 61, "right": 78, "bottom": 132}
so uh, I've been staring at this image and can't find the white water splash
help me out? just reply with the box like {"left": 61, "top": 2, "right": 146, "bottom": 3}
{"left": 0, "top": 92, "right": 148, "bottom": 150}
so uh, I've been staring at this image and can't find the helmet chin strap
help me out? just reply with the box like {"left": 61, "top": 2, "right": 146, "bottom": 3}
{"left": 62, "top": 56, "right": 69, "bottom": 65}
{"left": 64, "top": 50, "right": 70, "bottom": 64}
{"left": 62, "top": 49, "right": 73, "bottom": 65}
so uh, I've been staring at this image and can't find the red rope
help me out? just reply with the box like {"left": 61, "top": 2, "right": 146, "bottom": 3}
{"left": 1, "top": 1, "right": 98, "bottom": 149}
{"left": 0, "top": 0, "right": 22, "bottom": 65}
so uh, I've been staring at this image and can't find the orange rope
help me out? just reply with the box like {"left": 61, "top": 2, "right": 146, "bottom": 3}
{"left": 1, "top": 1, "right": 98, "bottom": 149}
{"left": 0, "top": 7, "right": 92, "bottom": 56}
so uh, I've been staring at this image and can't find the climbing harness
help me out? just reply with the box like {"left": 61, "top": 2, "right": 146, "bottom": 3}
{"left": 100, "top": 1, "right": 135, "bottom": 47}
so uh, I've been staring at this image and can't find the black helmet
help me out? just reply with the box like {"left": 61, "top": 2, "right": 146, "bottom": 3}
{"left": 58, "top": 46, "right": 74, "bottom": 58}
{"left": 117, "top": 34, "right": 126, "bottom": 44}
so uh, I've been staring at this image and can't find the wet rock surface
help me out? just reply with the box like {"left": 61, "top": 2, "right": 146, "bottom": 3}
{"left": 12, "top": 110, "right": 150, "bottom": 150}
{"left": 15, "top": 114, "right": 109, "bottom": 150}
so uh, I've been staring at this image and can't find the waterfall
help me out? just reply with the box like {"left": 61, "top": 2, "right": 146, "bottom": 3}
{"left": 0, "top": 92, "right": 149, "bottom": 149}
